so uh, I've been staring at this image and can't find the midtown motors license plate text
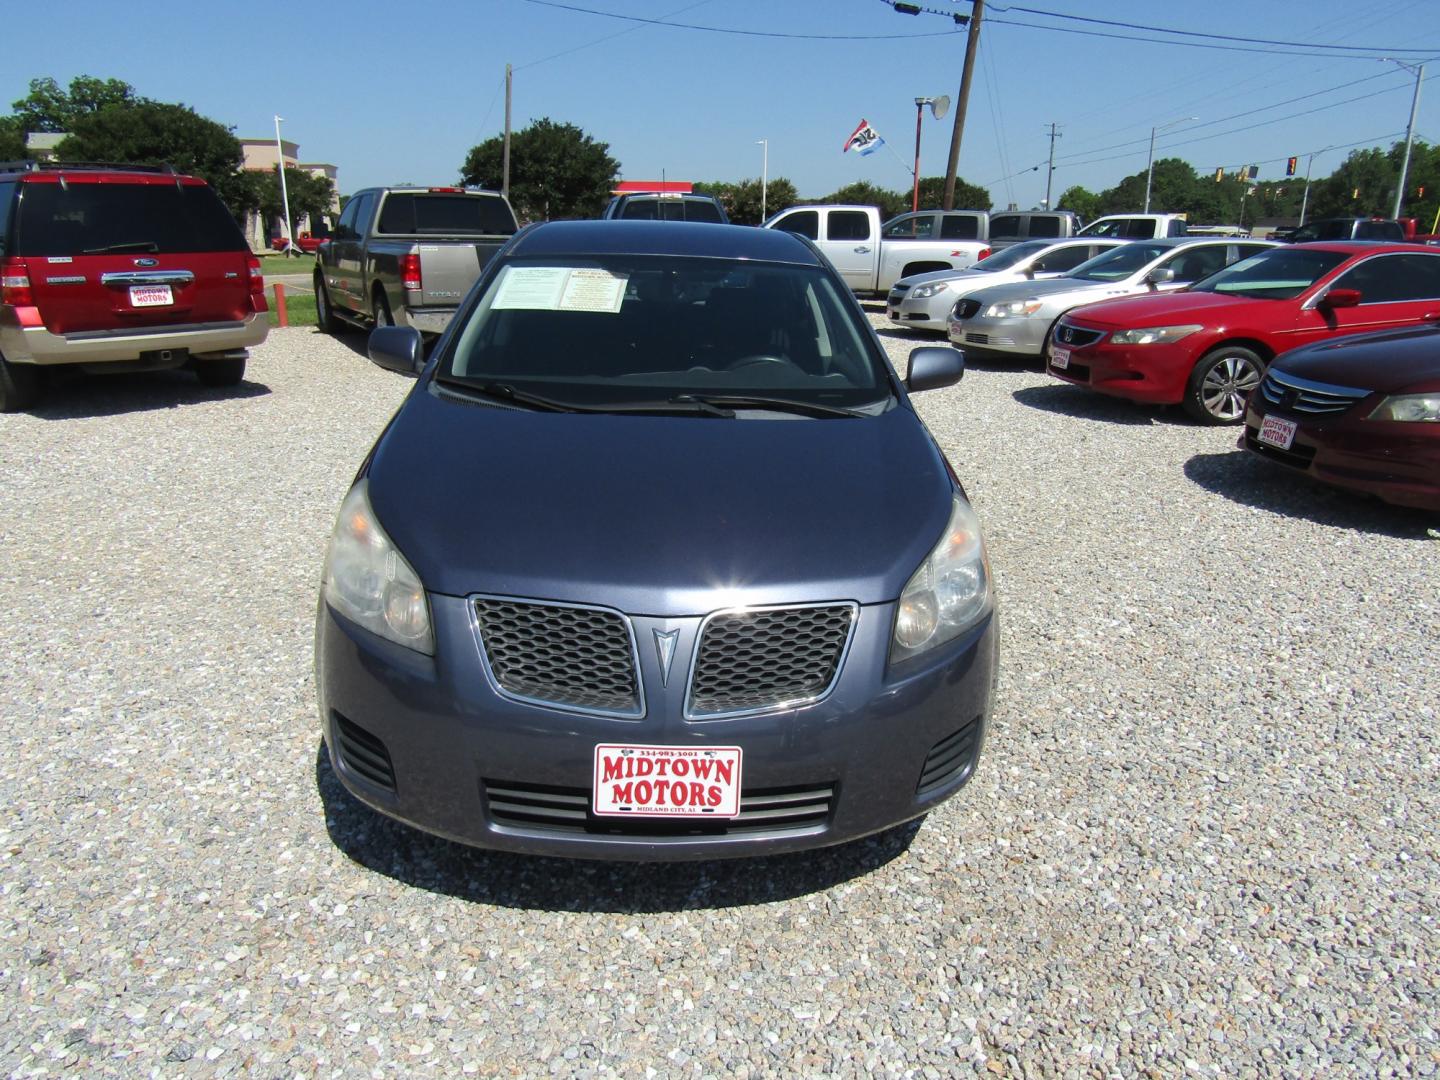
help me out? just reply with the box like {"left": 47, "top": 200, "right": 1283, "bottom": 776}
{"left": 592, "top": 744, "right": 742, "bottom": 818}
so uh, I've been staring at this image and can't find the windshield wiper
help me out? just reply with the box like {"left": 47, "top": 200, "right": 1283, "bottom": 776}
{"left": 82, "top": 241, "right": 160, "bottom": 254}
{"left": 435, "top": 376, "right": 580, "bottom": 412}
{"left": 670, "top": 394, "right": 862, "bottom": 418}
{"left": 435, "top": 378, "right": 736, "bottom": 417}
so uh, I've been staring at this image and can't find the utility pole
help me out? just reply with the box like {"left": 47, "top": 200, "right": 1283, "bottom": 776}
{"left": 1298, "top": 152, "right": 1317, "bottom": 227}
{"left": 1044, "top": 122, "right": 1061, "bottom": 210}
{"left": 1389, "top": 60, "right": 1424, "bottom": 220}
{"left": 941, "top": 0, "right": 983, "bottom": 210}
{"left": 502, "top": 64, "right": 512, "bottom": 199}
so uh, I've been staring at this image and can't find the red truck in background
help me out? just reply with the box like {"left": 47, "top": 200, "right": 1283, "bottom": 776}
{"left": 270, "top": 232, "right": 327, "bottom": 254}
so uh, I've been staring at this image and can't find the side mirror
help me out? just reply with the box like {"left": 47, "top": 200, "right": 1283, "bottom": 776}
{"left": 905, "top": 346, "right": 965, "bottom": 393}
{"left": 1145, "top": 267, "right": 1176, "bottom": 286}
{"left": 1320, "top": 287, "right": 1362, "bottom": 309}
{"left": 368, "top": 325, "right": 426, "bottom": 376}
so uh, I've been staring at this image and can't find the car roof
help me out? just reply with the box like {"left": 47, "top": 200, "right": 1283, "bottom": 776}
{"left": 1289, "top": 241, "right": 1435, "bottom": 255}
{"left": 0, "top": 160, "right": 204, "bottom": 184}
{"left": 508, "top": 220, "right": 825, "bottom": 264}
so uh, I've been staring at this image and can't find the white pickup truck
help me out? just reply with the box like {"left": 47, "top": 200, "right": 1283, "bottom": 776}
{"left": 763, "top": 205, "right": 991, "bottom": 296}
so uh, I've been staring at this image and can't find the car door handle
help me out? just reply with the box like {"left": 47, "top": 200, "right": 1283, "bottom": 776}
{"left": 854, "top": 246, "right": 871, "bottom": 254}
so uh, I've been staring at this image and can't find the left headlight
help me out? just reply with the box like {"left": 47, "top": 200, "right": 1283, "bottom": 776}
{"left": 323, "top": 480, "right": 434, "bottom": 654}
{"left": 891, "top": 496, "right": 992, "bottom": 665}
{"left": 909, "top": 282, "right": 952, "bottom": 300}
{"left": 1108, "top": 324, "right": 1203, "bottom": 345}
{"left": 1366, "top": 394, "right": 1440, "bottom": 422}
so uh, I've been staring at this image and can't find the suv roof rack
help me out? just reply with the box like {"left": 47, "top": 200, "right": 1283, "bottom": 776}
{"left": 0, "top": 159, "right": 179, "bottom": 175}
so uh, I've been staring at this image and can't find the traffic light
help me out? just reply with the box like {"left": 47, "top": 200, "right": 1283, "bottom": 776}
{"left": 1286, "top": 157, "right": 1297, "bottom": 177}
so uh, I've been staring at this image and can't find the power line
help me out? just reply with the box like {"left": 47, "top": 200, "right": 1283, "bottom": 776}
{"left": 522, "top": 0, "right": 957, "bottom": 39}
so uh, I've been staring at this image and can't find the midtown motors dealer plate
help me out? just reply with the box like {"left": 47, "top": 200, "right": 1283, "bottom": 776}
{"left": 592, "top": 744, "right": 742, "bottom": 818}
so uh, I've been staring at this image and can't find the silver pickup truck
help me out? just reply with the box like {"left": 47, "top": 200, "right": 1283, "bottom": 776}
{"left": 313, "top": 186, "right": 518, "bottom": 336}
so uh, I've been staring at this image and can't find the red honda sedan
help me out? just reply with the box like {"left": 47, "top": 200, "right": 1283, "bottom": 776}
{"left": 1044, "top": 243, "right": 1440, "bottom": 423}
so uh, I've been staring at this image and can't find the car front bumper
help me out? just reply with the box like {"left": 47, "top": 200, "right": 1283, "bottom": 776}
{"left": 1241, "top": 402, "right": 1440, "bottom": 511}
{"left": 315, "top": 593, "right": 997, "bottom": 861}
{"left": 946, "top": 313, "right": 1050, "bottom": 358}
{"left": 1045, "top": 337, "right": 1195, "bottom": 405}
{"left": 0, "top": 309, "right": 267, "bottom": 366}
{"left": 886, "top": 290, "right": 955, "bottom": 332}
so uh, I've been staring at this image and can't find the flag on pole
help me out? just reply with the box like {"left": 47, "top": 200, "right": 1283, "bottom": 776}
{"left": 843, "top": 119, "right": 885, "bottom": 156}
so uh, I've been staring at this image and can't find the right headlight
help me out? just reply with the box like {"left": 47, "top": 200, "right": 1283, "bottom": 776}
{"left": 891, "top": 496, "right": 992, "bottom": 665}
{"left": 323, "top": 480, "right": 434, "bottom": 654}
{"left": 909, "top": 281, "right": 953, "bottom": 300}
{"left": 1366, "top": 394, "right": 1440, "bottom": 422}
{"left": 983, "top": 298, "right": 1045, "bottom": 319}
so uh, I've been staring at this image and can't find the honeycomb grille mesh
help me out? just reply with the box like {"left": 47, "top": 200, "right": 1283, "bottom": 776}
{"left": 476, "top": 599, "right": 639, "bottom": 714}
{"left": 690, "top": 605, "right": 854, "bottom": 716}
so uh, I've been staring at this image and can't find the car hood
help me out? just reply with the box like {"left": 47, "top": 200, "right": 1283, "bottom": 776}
{"left": 1061, "top": 290, "right": 1263, "bottom": 328}
{"left": 365, "top": 386, "right": 956, "bottom": 615}
{"left": 966, "top": 276, "right": 1122, "bottom": 306}
{"left": 1273, "top": 325, "right": 1440, "bottom": 392}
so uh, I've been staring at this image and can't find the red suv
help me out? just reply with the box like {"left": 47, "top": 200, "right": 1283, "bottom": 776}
{"left": 0, "top": 161, "right": 268, "bottom": 411}
{"left": 1044, "top": 243, "right": 1440, "bottom": 423}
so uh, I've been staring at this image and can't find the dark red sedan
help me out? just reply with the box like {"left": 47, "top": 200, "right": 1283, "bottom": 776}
{"left": 1241, "top": 325, "right": 1440, "bottom": 511}
{"left": 1045, "top": 243, "right": 1440, "bottom": 423}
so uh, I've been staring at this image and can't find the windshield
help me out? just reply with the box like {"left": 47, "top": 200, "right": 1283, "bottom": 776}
{"left": 1189, "top": 248, "right": 1349, "bottom": 299}
{"left": 441, "top": 255, "right": 893, "bottom": 413}
{"left": 1070, "top": 242, "right": 1169, "bottom": 282}
{"left": 970, "top": 240, "right": 1049, "bottom": 272}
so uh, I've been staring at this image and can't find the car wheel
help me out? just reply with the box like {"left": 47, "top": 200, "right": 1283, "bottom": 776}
{"left": 0, "top": 356, "right": 43, "bottom": 412}
{"left": 373, "top": 292, "right": 393, "bottom": 329}
{"left": 196, "top": 357, "right": 247, "bottom": 387}
{"left": 314, "top": 274, "right": 338, "bottom": 333}
{"left": 1184, "top": 345, "right": 1265, "bottom": 425}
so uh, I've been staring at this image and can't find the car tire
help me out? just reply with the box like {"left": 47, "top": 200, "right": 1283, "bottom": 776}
{"left": 196, "top": 357, "right": 247, "bottom": 387}
{"left": 1184, "top": 345, "right": 1265, "bottom": 425}
{"left": 0, "top": 356, "right": 43, "bottom": 412}
{"left": 314, "top": 274, "right": 339, "bottom": 334}
{"left": 373, "top": 292, "right": 393, "bottom": 329}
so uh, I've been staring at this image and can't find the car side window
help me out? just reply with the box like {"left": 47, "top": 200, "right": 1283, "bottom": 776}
{"left": 989, "top": 214, "right": 1021, "bottom": 238}
{"left": 334, "top": 197, "right": 360, "bottom": 240}
{"left": 1165, "top": 245, "right": 1228, "bottom": 282}
{"left": 882, "top": 214, "right": 929, "bottom": 239}
{"left": 939, "top": 215, "right": 979, "bottom": 240}
{"left": 831, "top": 211, "right": 874, "bottom": 241}
{"left": 1123, "top": 219, "right": 1153, "bottom": 239}
{"left": 351, "top": 194, "right": 377, "bottom": 238}
{"left": 1027, "top": 216, "right": 1061, "bottom": 238}
{"left": 1167, "top": 219, "right": 1188, "bottom": 237}
{"left": 1334, "top": 254, "right": 1440, "bottom": 303}
{"left": 1234, "top": 244, "right": 1272, "bottom": 262}
{"left": 774, "top": 210, "right": 819, "bottom": 240}
{"left": 1032, "top": 246, "right": 1091, "bottom": 273}
{"left": 0, "top": 181, "right": 15, "bottom": 256}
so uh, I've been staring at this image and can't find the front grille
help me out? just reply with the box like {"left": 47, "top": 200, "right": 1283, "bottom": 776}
{"left": 483, "top": 779, "right": 835, "bottom": 836}
{"left": 966, "top": 333, "right": 989, "bottom": 344}
{"left": 475, "top": 598, "right": 641, "bottom": 716}
{"left": 334, "top": 713, "right": 396, "bottom": 792}
{"left": 1054, "top": 323, "right": 1104, "bottom": 348}
{"left": 888, "top": 286, "right": 909, "bottom": 302}
{"left": 1245, "top": 427, "right": 1317, "bottom": 468}
{"left": 1258, "top": 369, "right": 1370, "bottom": 416}
{"left": 917, "top": 719, "right": 980, "bottom": 797}
{"left": 952, "top": 298, "right": 981, "bottom": 319}
{"left": 688, "top": 604, "right": 856, "bottom": 717}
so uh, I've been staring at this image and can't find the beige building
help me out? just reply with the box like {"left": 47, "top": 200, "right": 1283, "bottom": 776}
{"left": 239, "top": 137, "right": 340, "bottom": 251}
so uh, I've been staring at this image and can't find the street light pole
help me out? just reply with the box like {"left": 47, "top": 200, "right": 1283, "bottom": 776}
{"left": 1144, "top": 116, "right": 1197, "bottom": 214}
{"left": 273, "top": 115, "right": 296, "bottom": 256}
{"left": 912, "top": 98, "right": 931, "bottom": 213}
{"left": 1386, "top": 60, "right": 1424, "bottom": 220}
{"left": 756, "top": 139, "right": 768, "bottom": 221}
{"left": 941, "top": 0, "right": 983, "bottom": 211}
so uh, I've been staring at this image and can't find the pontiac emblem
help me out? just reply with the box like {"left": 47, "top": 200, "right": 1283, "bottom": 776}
{"left": 652, "top": 629, "right": 680, "bottom": 687}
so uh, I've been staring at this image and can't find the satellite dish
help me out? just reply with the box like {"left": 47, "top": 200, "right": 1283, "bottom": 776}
{"left": 930, "top": 95, "right": 951, "bottom": 121}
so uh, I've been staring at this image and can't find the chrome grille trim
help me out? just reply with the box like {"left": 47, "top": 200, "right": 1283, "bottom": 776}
{"left": 471, "top": 596, "right": 645, "bottom": 719}
{"left": 1054, "top": 322, "right": 1105, "bottom": 348}
{"left": 952, "top": 298, "right": 981, "bottom": 319}
{"left": 685, "top": 602, "right": 859, "bottom": 720}
{"left": 1259, "top": 369, "right": 1371, "bottom": 415}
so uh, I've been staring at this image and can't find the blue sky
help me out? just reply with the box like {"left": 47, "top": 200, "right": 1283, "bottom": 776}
{"left": 4, "top": 0, "right": 1437, "bottom": 210}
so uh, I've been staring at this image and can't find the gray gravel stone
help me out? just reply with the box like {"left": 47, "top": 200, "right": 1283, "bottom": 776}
{"left": 0, "top": 319, "right": 1436, "bottom": 1077}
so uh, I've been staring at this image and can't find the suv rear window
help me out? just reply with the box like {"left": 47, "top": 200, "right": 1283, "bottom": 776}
{"left": 13, "top": 180, "right": 246, "bottom": 256}
{"left": 377, "top": 193, "right": 516, "bottom": 236}
{"left": 617, "top": 198, "right": 724, "bottom": 223}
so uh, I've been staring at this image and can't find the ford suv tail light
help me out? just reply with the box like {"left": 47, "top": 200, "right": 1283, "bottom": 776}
{"left": 400, "top": 253, "right": 422, "bottom": 293}
{"left": 1, "top": 258, "right": 32, "bottom": 307}
{"left": 246, "top": 254, "right": 268, "bottom": 312}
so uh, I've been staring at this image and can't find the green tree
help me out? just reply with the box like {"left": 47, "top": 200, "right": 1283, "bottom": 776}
{"left": 915, "top": 175, "right": 992, "bottom": 211}
{"left": 56, "top": 101, "right": 254, "bottom": 219}
{"left": 823, "top": 181, "right": 907, "bottom": 220}
{"left": 10, "top": 75, "right": 138, "bottom": 132}
{"left": 0, "top": 116, "right": 25, "bottom": 160}
{"left": 246, "top": 167, "right": 335, "bottom": 230}
{"left": 1056, "top": 185, "right": 1100, "bottom": 222}
{"left": 460, "top": 118, "right": 618, "bottom": 223}
{"left": 693, "top": 177, "right": 798, "bottom": 225}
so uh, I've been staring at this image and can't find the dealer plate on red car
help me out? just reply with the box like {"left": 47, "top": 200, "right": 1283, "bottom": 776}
{"left": 129, "top": 285, "right": 173, "bottom": 307}
{"left": 592, "top": 744, "right": 742, "bottom": 818}
{"left": 1259, "top": 414, "right": 1298, "bottom": 450}
{"left": 1050, "top": 346, "right": 1070, "bottom": 370}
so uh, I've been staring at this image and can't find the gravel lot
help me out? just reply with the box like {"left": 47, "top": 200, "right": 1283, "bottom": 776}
{"left": 1, "top": 318, "right": 1437, "bottom": 1077}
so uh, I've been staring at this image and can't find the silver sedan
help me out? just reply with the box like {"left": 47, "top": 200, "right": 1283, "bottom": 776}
{"left": 886, "top": 239, "right": 1125, "bottom": 333}
{"left": 946, "top": 237, "right": 1277, "bottom": 361}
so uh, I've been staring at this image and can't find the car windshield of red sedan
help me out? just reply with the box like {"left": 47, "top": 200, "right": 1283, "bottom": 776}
{"left": 1069, "top": 242, "right": 1168, "bottom": 282}
{"left": 442, "top": 255, "right": 892, "bottom": 413}
{"left": 1189, "top": 248, "right": 1350, "bottom": 300}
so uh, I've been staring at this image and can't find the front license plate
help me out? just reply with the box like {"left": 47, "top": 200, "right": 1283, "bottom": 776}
{"left": 593, "top": 744, "right": 742, "bottom": 818}
{"left": 1050, "top": 346, "right": 1070, "bottom": 370}
{"left": 1258, "top": 414, "right": 1298, "bottom": 450}
{"left": 129, "top": 285, "right": 173, "bottom": 307}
